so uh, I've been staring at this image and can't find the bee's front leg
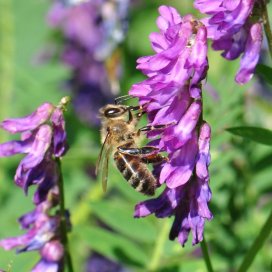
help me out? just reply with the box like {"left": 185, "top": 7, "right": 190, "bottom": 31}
{"left": 114, "top": 95, "right": 133, "bottom": 105}
{"left": 117, "top": 145, "right": 158, "bottom": 155}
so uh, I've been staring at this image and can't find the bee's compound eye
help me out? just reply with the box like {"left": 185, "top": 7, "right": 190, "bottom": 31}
{"left": 104, "top": 107, "right": 124, "bottom": 117}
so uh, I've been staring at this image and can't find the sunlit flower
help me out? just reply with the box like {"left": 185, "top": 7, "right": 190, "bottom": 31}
{"left": 130, "top": 5, "right": 212, "bottom": 246}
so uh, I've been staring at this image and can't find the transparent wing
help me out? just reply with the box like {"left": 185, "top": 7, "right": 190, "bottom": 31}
{"left": 101, "top": 148, "right": 110, "bottom": 192}
{"left": 96, "top": 131, "right": 112, "bottom": 192}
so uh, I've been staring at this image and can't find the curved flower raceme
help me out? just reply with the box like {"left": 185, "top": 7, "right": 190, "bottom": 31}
{"left": 47, "top": 0, "right": 130, "bottom": 125}
{"left": 129, "top": 6, "right": 213, "bottom": 246}
{"left": 0, "top": 99, "right": 70, "bottom": 271}
{"left": 194, "top": 0, "right": 263, "bottom": 84}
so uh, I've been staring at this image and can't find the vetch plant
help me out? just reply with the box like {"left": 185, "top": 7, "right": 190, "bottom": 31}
{"left": 0, "top": 97, "right": 74, "bottom": 272}
{"left": 1, "top": 1, "right": 272, "bottom": 271}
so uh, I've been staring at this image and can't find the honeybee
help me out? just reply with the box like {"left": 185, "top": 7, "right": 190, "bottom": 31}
{"left": 96, "top": 96, "right": 169, "bottom": 195}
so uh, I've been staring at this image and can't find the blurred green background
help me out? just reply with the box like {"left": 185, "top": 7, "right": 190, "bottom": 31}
{"left": 0, "top": 0, "right": 271, "bottom": 271}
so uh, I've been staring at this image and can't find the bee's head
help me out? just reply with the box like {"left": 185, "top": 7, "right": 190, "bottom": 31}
{"left": 99, "top": 104, "right": 127, "bottom": 119}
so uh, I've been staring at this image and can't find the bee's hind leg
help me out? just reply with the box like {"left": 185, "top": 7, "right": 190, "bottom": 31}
{"left": 141, "top": 153, "right": 169, "bottom": 164}
{"left": 117, "top": 146, "right": 168, "bottom": 164}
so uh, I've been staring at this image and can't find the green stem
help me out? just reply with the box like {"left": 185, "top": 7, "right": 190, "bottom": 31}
{"left": 148, "top": 220, "right": 170, "bottom": 271}
{"left": 200, "top": 237, "right": 214, "bottom": 272}
{"left": 0, "top": 0, "right": 14, "bottom": 127}
{"left": 56, "top": 158, "right": 74, "bottom": 272}
{"left": 262, "top": 0, "right": 272, "bottom": 59}
{"left": 237, "top": 209, "right": 272, "bottom": 272}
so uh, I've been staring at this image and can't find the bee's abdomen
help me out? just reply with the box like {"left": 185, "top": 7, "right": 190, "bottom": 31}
{"left": 114, "top": 152, "right": 156, "bottom": 195}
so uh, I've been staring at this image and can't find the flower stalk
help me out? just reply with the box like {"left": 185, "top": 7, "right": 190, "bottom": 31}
{"left": 200, "top": 236, "right": 214, "bottom": 272}
{"left": 148, "top": 220, "right": 170, "bottom": 271}
{"left": 261, "top": 0, "right": 272, "bottom": 59}
{"left": 57, "top": 158, "right": 74, "bottom": 272}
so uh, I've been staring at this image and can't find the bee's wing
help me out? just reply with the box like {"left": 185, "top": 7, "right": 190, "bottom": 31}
{"left": 96, "top": 131, "right": 112, "bottom": 192}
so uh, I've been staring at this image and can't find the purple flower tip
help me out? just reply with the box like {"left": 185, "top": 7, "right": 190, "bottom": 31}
{"left": 0, "top": 103, "right": 54, "bottom": 134}
{"left": 195, "top": 0, "right": 263, "bottom": 84}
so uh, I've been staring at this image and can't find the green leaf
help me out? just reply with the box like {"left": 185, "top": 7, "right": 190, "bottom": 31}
{"left": 91, "top": 201, "right": 157, "bottom": 243}
{"left": 237, "top": 209, "right": 272, "bottom": 272}
{"left": 226, "top": 126, "right": 272, "bottom": 146}
{"left": 75, "top": 225, "right": 148, "bottom": 267}
{"left": 255, "top": 64, "right": 272, "bottom": 85}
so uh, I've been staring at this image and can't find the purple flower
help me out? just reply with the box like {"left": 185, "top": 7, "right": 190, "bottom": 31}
{"left": 0, "top": 99, "right": 70, "bottom": 271}
{"left": 0, "top": 209, "right": 59, "bottom": 252}
{"left": 47, "top": 0, "right": 130, "bottom": 126}
{"left": 32, "top": 241, "right": 64, "bottom": 272}
{"left": 194, "top": 0, "right": 263, "bottom": 84}
{"left": 129, "top": 6, "right": 212, "bottom": 246}
{"left": 0, "top": 102, "right": 68, "bottom": 193}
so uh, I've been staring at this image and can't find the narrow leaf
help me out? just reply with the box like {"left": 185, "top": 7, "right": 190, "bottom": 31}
{"left": 91, "top": 201, "right": 157, "bottom": 243}
{"left": 255, "top": 64, "right": 272, "bottom": 85}
{"left": 75, "top": 225, "right": 148, "bottom": 267}
{"left": 226, "top": 126, "right": 272, "bottom": 146}
{"left": 237, "top": 209, "right": 272, "bottom": 272}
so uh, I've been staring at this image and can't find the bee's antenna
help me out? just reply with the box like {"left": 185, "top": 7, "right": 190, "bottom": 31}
{"left": 115, "top": 95, "right": 135, "bottom": 105}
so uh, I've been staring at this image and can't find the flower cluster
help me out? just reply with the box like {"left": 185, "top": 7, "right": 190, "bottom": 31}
{"left": 0, "top": 98, "right": 69, "bottom": 271}
{"left": 129, "top": 6, "right": 213, "bottom": 246}
{"left": 195, "top": 0, "right": 263, "bottom": 84}
{"left": 47, "top": 0, "right": 130, "bottom": 125}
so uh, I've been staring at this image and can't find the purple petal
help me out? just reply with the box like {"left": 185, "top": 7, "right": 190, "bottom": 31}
{"left": 212, "top": 27, "right": 247, "bottom": 60}
{"left": 0, "top": 103, "right": 54, "bottom": 133}
{"left": 150, "top": 32, "right": 169, "bottom": 53}
{"left": 17, "top": 216, "right": 59, "bottom": 253}
{"left": 157, "top": 6, "right": 182, "bottom": 31}
{"left": 185, "top": 25, "right": 208, "bottom": 69}
{"left": 160, "top": 133, "right": 198, "bottom": 188}
{"left": 32, "top": 260, "right": 59, "bottom": 272}
{"left": 196, "top": 178, "right": 213, "bottom": 219}
{"left": 18, "top": 210, "right": 37, "bottom": 229}
{"left": 0, "top": 235, "right": 31, "bottom": 251}
{"left": 19, "top": 125, "right": 52, "bottom": 170}
{"left": 163, "top": 101, "right": 201, "bottom": 150}
{"left": 235, "top": 23, "right": 263, "bottom": 84}
{"left": 196, "top": 123, "right": 211, "bottom": 181}
{"left": 33, "top": 165, "right": 58, "bottom": 205}
{"left": 188, "top": 212, "right": 205, "bottom": 245}
{"left": 0, "top": 136, "right": 34, "bottom": 157}
{"left": 41, "top": 240, "right": 64, "bottom": 262}
{"left": 194, "top": 0, "right": 225, "bottom": 14}
{"left": 134, "top": 187, "right": 184, "bottom": 218}
{"left": 14, "top": 125, "right": 52, "bottom": 189}
{"left": 51, "top": 108, "right": 68, "bottom": 157}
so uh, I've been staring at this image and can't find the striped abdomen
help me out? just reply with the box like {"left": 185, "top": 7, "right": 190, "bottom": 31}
{"left": 114, "top": 152, "right": 156, "bottom": 195}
